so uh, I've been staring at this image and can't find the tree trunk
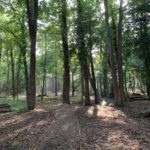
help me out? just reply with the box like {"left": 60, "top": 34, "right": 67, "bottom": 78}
{"left": 20, "top": 15, "right": 29, "bottom": 102}
{"left": 55, "top": 71, "right": 58, "bottom": 97}
{"left": 6, "top": 49, "right": 10, "bottom": 96}
{"left": 16, "top": 49, "right": 22, "bottom": 100}
{"left": 117, "top": 0, "right": 126, "bottom": 106}
{"left": 81, "top": 69, "right": 84, "bottom": 103}
{"left": 124, "top": 66, "right": 128, "bottom": 97}
{"left": 99, "top": 75, "right": 103, "bottom": 97}
{"left": 103, "top": 68, "right": 108, "bottom": 97}
{"left": 10, "top": 44, "right": 16, "bottom": 100}
{"left": 25, "top": 0, "right": 38, "bottom": 110}
{"left": 104, "top": 0, "right": 119, "bottom": 104}
{"left": 0, "top": 42, "right": 2, "bottom": 62}
{"left": 41, "top": 34, "right": 47, "bottom": 101}
{"left": 60, "top": 0, "right": 70, "bottom": 104}
{"left": 22, "top": 47, "right": 29, "bottom": 101}
{"left": 77, "top": 0, "right": 91, "bottom": 105}
{"left": 83, "top": 66, "right": 91, "bottom": 105}
{"left": 88, "top": 18, "right": 100, "bottom": 104}
{"left": 72, "top": 72, "right": 75, "bottom": 97}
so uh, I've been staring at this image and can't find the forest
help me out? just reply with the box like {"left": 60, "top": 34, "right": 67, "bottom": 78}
{"left": 0, "top": 0, "right": 150, "bottom": 150}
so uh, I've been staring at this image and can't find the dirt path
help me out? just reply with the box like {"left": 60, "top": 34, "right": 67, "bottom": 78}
{"left": 36, "top": 105, "right": 81, "bottom": 150}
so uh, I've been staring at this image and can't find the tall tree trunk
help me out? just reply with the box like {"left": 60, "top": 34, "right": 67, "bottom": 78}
{"left": 90, "top": 62, "right": 100, "bottom": 104}
{"left": 41, "top": 34, "right": 47, "bottom": 101}
{"left": 104, "top": 0, "right": 119, "bottom": 104}
{"left": 71, "top": 72, "right": 75, "bottom": 97}
{"left": 20, "top": 15, "right": 29, "bottom": 102}
{"left": 0, "top": 42, "right": 2, "bottom": 62}
{"left": 81, "top": 69, "right": 84, "bottom": 103}
{"left": 124, "top": 66, "right": 128, "bottom": 97}
{"left": 16, "top": 49, "right": 22, "bottom": 100}
{"left": 22, "top": 47, "right": 29, "bottom": 101}
{"left": 25, "top": 0, "right": 38, "bottom": 110}
{"left": 88, "top": 19, "right": 100, "bottom": 104}
{"left": 103, "top": 68, "right": 108, "bottom": 97}
{"left": 55, "top": 71, "right": 58, "bottom": 97}
{"left": 10, "top": 44, "right": 16, "bottom": 99}
{"left": 77, "top": 0, "right": 91, "bottom": 105}
{"left": 99, "top": 75, "right": 103, "bottom": 97}
{"left": 6, "top": 49, "right": 10, "bottom": 96}
{"left": 60, "top": 0, "right": 70, "bottom": 104}
{"left": 117, "top": 0, "right": 126, "bottom": 106}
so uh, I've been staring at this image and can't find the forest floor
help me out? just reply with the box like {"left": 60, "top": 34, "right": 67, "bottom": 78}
{"left": 0, "top": 98, "right": 150, "bottom": 150}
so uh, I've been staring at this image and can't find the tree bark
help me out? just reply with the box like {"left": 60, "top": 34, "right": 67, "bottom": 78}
{"left": 10, "top": 44, "right": 16, "bottom": 99}
{"left": 103, "top": 68, "right": 108, "bottom": 97}
{"left": 0, "top": 42, "right": 2, "bottom": 62}
{"left": 77, "top": 0, "right": 91, "bottom": 105}
{"left": 60, "top": 0, "right": 70, "bottom": 104}
{"left": 41, "top": 34, "right": 47, "bottom": 101}
{"left": 71, "top": 72, "right": 75, "bottom": 97}
{"left": 16, "top": 49, "right": 22, "bottom": 100}
{"left": 88, "top": 18, "right": 100, "bottom": 104}
{"left": 55, "top": 71, "right": 58, "bottom": 97}
{"left": 117, "top": 0, "right": 126, "bottom": 106}
{"left": 25, "top": 0, "right": 38, "bottom": 110}
{"left": 6, "top": 49, "right": 10, "bottom": 96}
{"left": 104, "top": 0, "right": 119, "bottom": 104}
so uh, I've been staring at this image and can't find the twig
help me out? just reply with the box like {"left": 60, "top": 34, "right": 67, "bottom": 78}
{"left": 76, "top": 116, "right": 81, "bottom": 135}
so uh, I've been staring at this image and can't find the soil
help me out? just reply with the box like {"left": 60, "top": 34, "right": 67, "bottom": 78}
{"left": 0, "top": 99, "right": 150, "bottom": 150}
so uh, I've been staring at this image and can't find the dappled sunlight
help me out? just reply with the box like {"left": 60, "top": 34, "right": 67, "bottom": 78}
{"left": 0, "top": 115, "right": 31, "bottom": 128}
{"left": 85, "top": 104, "right": 127, "bottom": 121}
{"left": 85, "top": 106, "right": 95, "bottom": 118}
{"left": 107, "top": 130, "right": 140, "bottom": 150}
{"left": 0, "top": 107, "right": 54, "bottom": 150}
{"left": 75, "top": 103, "right": 149, "bottom": 150}
{"left": 36, "top": 120, "right": 48, "bottom": 126}
{"left": 100, "top": 99, "right": 108, "bottom": 106}
{"left": 97, "top": 107, "right": 126, "bottom": 119}
{"left": 34, "top": 108, "right": 48, "bottom": 112}
{"left": 0, "top": 118, "right": 50, "bottom": 149}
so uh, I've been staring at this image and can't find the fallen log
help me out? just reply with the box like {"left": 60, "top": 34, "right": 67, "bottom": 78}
{"left": 0, "top": 104, "right": 11, "bottom": 108}
{"left": 0, "top": 104, "right": 12, "bottom": 113}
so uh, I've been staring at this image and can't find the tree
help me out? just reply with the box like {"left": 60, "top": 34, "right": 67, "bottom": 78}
{"left": 128, "top": 0, "right": 150, "bottom": 99}
{"left": 76, "top": 0, "right": 91, "bottom": 105}
{"left": 10, "top": 42, "right": 16, "bottom": 99}
{"left": 41, "top": 33, "right": 47, "bottom": 101}
{"left": 104, "top": 0, "right": 119, "bottom": 104}
{"left": 117, "top": 0, "right": 126, "bottom": 106}
{"left": 25, "top": 0, "right": 38, "bottom": 110}
{"left": 104, "top": 0, "right": 125, "bottom": 107}
{"left": 60, "top": 0, "right": 70, "bottom": 104}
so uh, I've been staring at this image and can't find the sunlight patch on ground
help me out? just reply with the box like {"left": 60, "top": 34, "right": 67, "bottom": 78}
{"left": 85, "top": 104, "right": 127, "bottom": 120}
{"left": 0, "top": 115, "right": 31, "bottom": 128}
{"left": 34, "top": 108, "right": 47, "bottom": 112}
{"left": 85, "top": 106, "right": 95, "bottom": 118}
{"left": 107, "top": 130, "right": 140, "bottom": 150}
{"left": 101, "top": 100, "right": 107, "bottom": 106}
{"left": 36, "top": 120, "right": 48, "bottom": 126}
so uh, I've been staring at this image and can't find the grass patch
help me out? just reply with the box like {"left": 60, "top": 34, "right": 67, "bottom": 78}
{"left": 70, "top": 96, "right": 81, "bottom": 103}
{"left": 0, "top": 98, "right": 27, "bottom": 113}
{"left": 10, "top": 140, "right": 21, "bottom": 149}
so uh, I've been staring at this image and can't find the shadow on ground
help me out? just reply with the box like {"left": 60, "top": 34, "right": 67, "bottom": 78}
{"left": 0, "top": 98, "right": 150, "bottom": 150}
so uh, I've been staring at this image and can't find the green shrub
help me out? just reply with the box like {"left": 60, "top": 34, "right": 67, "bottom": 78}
{"left": 0, "top": 98, "right": 27, "bottom": 113}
